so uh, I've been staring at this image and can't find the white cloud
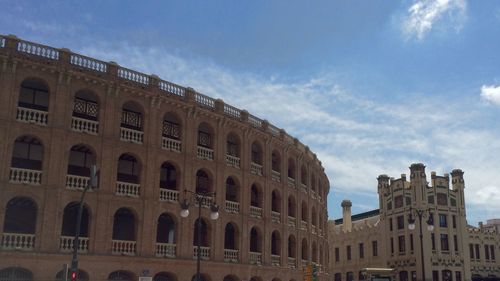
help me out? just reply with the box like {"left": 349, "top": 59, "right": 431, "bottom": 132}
{"left": 402, "top": 0, "right": 467, "bottom": 40}
{"left": 480, "top": 85, "right": 500, "bottom": 105}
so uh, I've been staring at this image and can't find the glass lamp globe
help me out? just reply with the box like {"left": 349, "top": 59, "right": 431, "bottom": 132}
{"left": 427, "top": 224, "right": 434, "bottom": 232}
{"left": 180, "top": 208, "right": 190, "bottom": 218}
{"left": 408, "top": 223, "right": 416, "bottom": 230}
{"left": 210, "top": 210, "right": 219, "bottom": 220}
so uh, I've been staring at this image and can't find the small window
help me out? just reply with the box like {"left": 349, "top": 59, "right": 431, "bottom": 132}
{"left": 428, "top": 196, "right": 435, "bottom": 204}
{"left": 346, "top": 245, "right": 351, "bottom": 260}
{"left": 437, "top": 193, "right": 447, "bottom": 206}
{"left": 397, "top": 216, "right": 405, "bottom": 230}
{"left": 398, "top": 235, "right": 405, "bottom": 253}
{"left": 439, "top": 214, "right": 447, "bottom": 228}
{"left": 395, "top": 195, "right": 403, "bottom": 208}
{"left": 372, "top": 241, "right": 378, "bottom": 257}
{"left": 359, "top": 243, "right": 364, "bottom": 259}
{"left": 335, "top": 247, "right": 340, "bottom": 262}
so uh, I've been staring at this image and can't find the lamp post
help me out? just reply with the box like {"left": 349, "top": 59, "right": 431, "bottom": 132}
{"left": 70, "top": 165, "right": 98, "bottom": 281}
{"left": 408, "top": 208, "right": 434, "bottom": 281}
{"left": 180, "top": 190, "right": 219, "bottom": 281}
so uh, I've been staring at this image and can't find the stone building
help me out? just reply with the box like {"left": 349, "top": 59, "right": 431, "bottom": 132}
{"left": 0, "top": 35, "right": 330, "bottom": 281}
{"left": 329, "top": 163, "right": 500, "bottom": 281}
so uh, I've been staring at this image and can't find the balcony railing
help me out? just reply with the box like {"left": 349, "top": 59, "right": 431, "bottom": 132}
{"left": 116, "top": 181, "right": 140, "bottom": 197}
{"left": 66, "top": 175, "right": 90, "bottom": 190}
{"left": 249, "top": 252, "right": 262, "bottom": 265}
{"left": 271, "top": 170, "right": 281, "bottom": 182}
{"left": 161, "top": 137, "right": 181, "bottom": 152}
{"left": 250, "top": 162, "right": 263, "bottom": 176}
{"left": 193, "top": 246, "right": 210, "bottom": 260}
{"left": 288, "top": 216, "right": 297, "bottom": 227}
{"left": 271, "top": 211, "right": 281, "bottom": 223}
{"left": 311, "top": 190, "right": 317, "bottom": 199}
{"left": 16, "top": 106, "right": 48, "bottom": 126}
{"left": 250, "top": 206, "right": 263, "bottom": 219}
{"left": 1, "top": 233, "right": 35, "bottom": 250}
{"left": 287, "top": 257, "right": 297, "bottom": 268}
{"left": 194, "top": 195, "right": 214, "bottom": 209}
{"left": 226, "top": 154, "right": 240, "bottom": 169}
{"left": 225, "top": 200, "right": 240, "bottom": 214}
{"left": 318, "top": 228, "right": 323, "bottom": 237}
{"left": 300, "top": 183, "right": 308, "bottom": 193}
{"left": 271, "top": 255, "right": 281, "bottom": 266}
{"left": 9, "top": 168, "right": 42, "bottom": 185}
{"left": 224, "top": 249, "right": 239, "bottom": 263}
{"left": 155, "top": 242, "right": 176, "bottom": 258}
{"left": 71, "top": 117, "right": 98, "bottom": 135}
{"left": 159, "top": 189, "right": 179, "bottom": 202}
{"left": 197, "top": 146, "right": 214, "bottom": 160}
{"left": 287, "top": 177, "right": 296, "bottom": 188}
{"left": 120, "top": 127, "right": 144, "bottom": 144}
{"left": 60, "top": 236, "right": 89, "bottom": 253}
{"left": 312, "top": 225, "right": 317, "bottom": 234}
{"left": 301, "top": 220, "right": 308, "bottom": 230}
{"left": 112, "top": 240, "right": 136, "bottom": 255}
{"left": 302, "top": 259, "right": 308, "bottom": 268}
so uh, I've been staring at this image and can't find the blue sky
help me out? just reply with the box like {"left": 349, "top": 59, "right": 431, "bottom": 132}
{"left": 1, "top": 0, "right": 500, "bottom": 225}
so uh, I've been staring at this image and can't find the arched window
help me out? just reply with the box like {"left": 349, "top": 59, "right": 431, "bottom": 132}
{"left": 311, "top": 207, "right": 317, "bottom": 227}
{"left": 288, "top": 196, "right": 296, "bottom": 218}
{"left": 271, "top": 150, "right": 281, "bottom": 173}
{"left": 156, "top": 213, "right": 175, "bottom": 244}
{"left": 117, "top": 154, "right": 140, "bottom": 184}
{"left": 61, "top": 202, "right": 90, "bottom": 237}
{"left": 334, "top": 273, "right": 342, "bottom": 281}
{"left": 288, "top": 235, "right": 296, "bottom": 258}
{"left": 287, "top": 158, "right": 296, "bottom": 179}
{"left": 191, "top": 274, "right": 210, "bottom": 281}
{"left": 271, "top": 190, "right": 281, "bottom": 213}
{"left": 226, "top": 133, "right": 240, "bottom": 157}
{"left": 311, "top": 173, "right": 316, "bottom": 193}
{"left": 250, "top": 184, "right": 262, "bottom": 208}
{"left": 251, "top": 142, "right": 263, "bottom": 165}
{"left": 160, "top": 162, "right": 177, "bottom": 190}
{"left": 301, "top": 202, "right": 308, "bottom": 223}
{"left": 153, "top": 272, "right": 176, "bottom": 281}
{"left": 223, "top": 275, "right": 239, "bottom": 281}
{"left": 250, "top": 227, "right": 261, "bottom": 253}
{"left": 224, "top": 223, "right": 238, "bottom": 250}
{"left": 197, "top": 122, "right": 213, "bottom": 149}
{"left": 301, "top": 238, "right": 308, "bottom": 260}
{"left": 121, "top": 101, "right": 143, "bottom": 131}
{"left": 73, "top": 90, "right": 98, "bottom": 120}
{"left": 67, "top": 145, "right": 95, "bottom": 177}
{"left": 162, "top": 113, "right": 181, "bottom": 140}
{"left": 108, "top": 271, "right": 134, "bottom": 281}
{"left": 225, "top": 177, "right": 239, "bottom": 202}
{"left": 2, "top": 197, "right": 37, "bottom": 250}
{"left": 0, "top": 267, "right": 33, "bottom": 281}
{"left": 193, "top": 218, "right": 209, "bottom": 247}
{"left": 301, "top": 165, "right": 307, "bottom": 185}
{"left": 112, "top": 208, "right": 135, "bottom": 241}
{"left": 17, "top": 78, "right": 49, "bottom": 125}
{"left": 271, "top": 231, "right": 281, "bottom": 255}
{"left": 11, "top": 136, "right": 43, "bottom": 170}
{"left": 196, "top": 170, "right": 211, "bottom": 193}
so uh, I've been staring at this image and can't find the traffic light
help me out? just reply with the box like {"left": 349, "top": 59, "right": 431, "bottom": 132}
{"left": 70, "top": 271, "right": 77, "bottom": 281}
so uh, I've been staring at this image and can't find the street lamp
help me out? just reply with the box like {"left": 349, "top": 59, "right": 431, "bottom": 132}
{"left": 408, "top": 208, "right": 434, "bottom": 281}
{"left": 70, "top": 165, "right": 98, "bottom": 281}
{"left": 180, "top": 190, "right": 219, "bottom": 281}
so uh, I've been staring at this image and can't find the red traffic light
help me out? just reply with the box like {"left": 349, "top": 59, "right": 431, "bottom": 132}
{"left": 71, "top": 272, "right": 77, "bottom": 281}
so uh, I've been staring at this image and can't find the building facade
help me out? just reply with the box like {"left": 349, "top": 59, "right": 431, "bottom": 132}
{"left": 329, "top": 163, "right": 500, "bottom": 281}
{"left": 0, "top": 35, "right": 330, "bottom": 281}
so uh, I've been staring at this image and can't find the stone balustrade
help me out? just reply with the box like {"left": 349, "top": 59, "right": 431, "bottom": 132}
{"left": 224, "top": 249, "right": 239, "bottom": 263}
{"left": 250, "top": 206, "right": 263, "bottom": 219}
{"left": 159, "top": 189, "right": 179, "bottom": 202}
{"left": 193, "top": 246, "right": 211, "bottom": 260}
{"left": 71, "top": 117, "right": 99, "bottom": 135}
{"left": 271, "top": 211, "right": 281, "bottom": 223}
{"left": 287, "top": 177, "right": 296, "bottom": 188}
{"left": 271, "top": 255, "right": 281, "bottom": 267}
{"left": 116, "top": 181, "right": 140, "bottom": 197}
{"left": 161, "top": 137, "right": 181, "bottom": 152}
{"left": 249, "top": 252, "right": 262, "bottom": 265}
{"left": 225, "top": 154, "right": 240, "bottom": 168}
{"left": 197, "top": 146, "right": 214, "bottom": 160}
{"left": 1, "top": 233, "right": 35, "bottom": 250}
{"left": 225, "top": 200, "right": 240, "bottom": 214}
{"left": 250, "top": 162, "right": 263, "bottom": 176}
{"left": 287, "top": 257, "right": 296, "bottom": 268}
{"left": 311, "top": 190, "right": 317, "bottom": 199}
{"left": 300, "top": 183, "right": 308, "bottom": 193}
{"left": 112, "top": 240, "right": 136, "bottom": 255}
{"left": 194, "top": 195, "right": 214, "bottom": 209}
{"left": 302, "top": 259, "right": 308, "bottom": 268}
{"left": 288, "top": 216, "right": 297, "bottom": 227}
{"left": 9, "top": 168, "right": 42, "bottom": 185}
{"left": 312, "top": 225, "right": 317, "bottom": 234}
{"left": 155, "top": 242, "right": 176, "bottom": 258}
{"left": 301, "top": 220, "right": 308, "bottom": 230}
{"left": 66, "top": 174, "right": 90, "bottom": 190}
{"left": 16, "top": 106, "right": 48, "bottom": 126}
{"left": 60, "top": 236, "right": 89, "bottom": 253}
{"left": 120, "top": 127, "right": 144, "bottom": 144}
{"left": 271, "top": 170, "right": 281, "bottom": 182}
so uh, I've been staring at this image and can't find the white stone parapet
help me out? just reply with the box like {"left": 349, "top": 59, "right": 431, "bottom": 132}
{"left": 16, "top": 107, "right": 48, "bottom": 126}
{"left": 66, "top": 175, "right": 90, "bottom": 190}
{"left": 288, "top": 216, "right": 297, "bottom": 227}
{"left": 287, "top": 257, "right": 297, "bottom": 268}
{"left": 197, "top": 146, "right": 214, "bottom": 160}
{"left": 120, "top": 127, "right": 144, "bottom": 144}
{"left": 271, "top": 255, "right": 281, "bottom": 266}
{"left": 250, "top": 206, "right": 263, "bottom": 219}
{"left": 250, "top": 162, "right": 263, "bottom": 176}
{"left": 193, "top": 246, "right": 210, "bottom": 260}
{"left": 301, "top": 220, "right": 308, "bottom": 230}
{"left": 300, "top": 183, "right": 308, "bottom": 193}
{"left": 225, "top": 201, "right": 240, "bottom": 214}
{"left": 155, "top": 242, "right": 176, "bottom": 258}
{"left": 60, "top": 236, "right": 89, "bottom": 253}
{"left": 288, "top": 177, "right": 296, "bottom": 188}
{"left": 224, "top": 249, "right": 239, "bottom": 263}
{"left": 249, "top": 252, "right": 262, "bottom": 265}
{"left": 271, "top": 211, "right": 281, "bottom": 223}
{"left": 9, "top": 168, "right": 42, "bottom": 185}
{"left": 159, "top": 189, "right": 179, "bottom": 202}
{"left": 112, "top": 240, "right": 136, "bottom": 255}
{"left": 116, "top": 181, "right": 140, "bottom": 197}
{"left": 161, "top": 137, "right": 181, "bottom": 152}
{"left": 1, "top": 233, "right": 35, "bottom": 250}
{"left": 225, "top": 154, "right": 240, "bottom": 168}
{"left": 271, "top": 170, "right": 281, "bottom": 182}
{"left": 71, "top": 117, "right": 98, "bottom": 135}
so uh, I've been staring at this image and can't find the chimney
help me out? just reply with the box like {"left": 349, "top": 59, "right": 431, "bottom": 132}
{"left": 341, "top": 200, "right": 352, "bottom": 232}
